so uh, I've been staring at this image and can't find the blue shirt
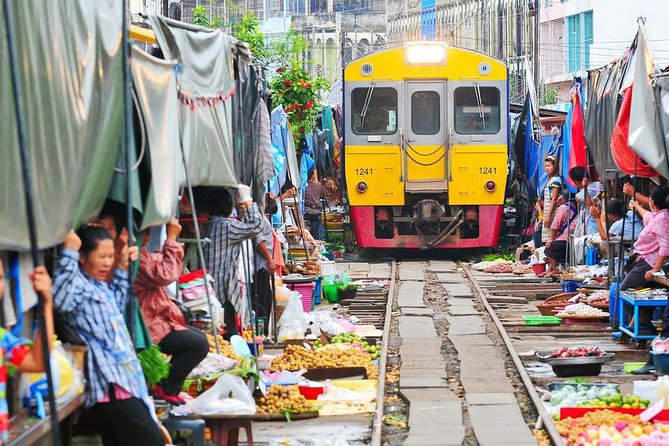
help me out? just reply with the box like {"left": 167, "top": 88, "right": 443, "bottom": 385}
{"left": 53, "top": 249, "right": 149, "bottom": 408}
{"left": 609, "top": 211, "right": 645, "bottom": 241}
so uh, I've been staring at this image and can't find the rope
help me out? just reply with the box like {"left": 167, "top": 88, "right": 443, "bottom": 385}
{"left": 402, "top": 137, "right": 447, "bottom": 167}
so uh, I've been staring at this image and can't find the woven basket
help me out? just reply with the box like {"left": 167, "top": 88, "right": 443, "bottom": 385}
{"left": 536, "top": 292, "right": 579, "bottom": 316}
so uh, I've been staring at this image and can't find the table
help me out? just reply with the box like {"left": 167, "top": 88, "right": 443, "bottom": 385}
{"left": 8, "top": 393, "right": 85, "bottom": 446}
{"left": 618, "top": 291, "right": 669, "bottom": 341}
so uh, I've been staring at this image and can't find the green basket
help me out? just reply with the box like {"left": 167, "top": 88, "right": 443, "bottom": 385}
{"left": 523, "top": 315, "right": 562, "bottom": 325}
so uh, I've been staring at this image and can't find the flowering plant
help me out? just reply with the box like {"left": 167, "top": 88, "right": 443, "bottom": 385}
{"left": 269, "top": 63, "right": 330, "bottom": 146}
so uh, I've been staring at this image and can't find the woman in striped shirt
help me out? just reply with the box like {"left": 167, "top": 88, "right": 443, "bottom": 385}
{"left": 53, "top": 228, "right": 163, "bottom": 446}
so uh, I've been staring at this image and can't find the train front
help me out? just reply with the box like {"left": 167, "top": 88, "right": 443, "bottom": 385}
{"left": 343, "top": 42, "right": 509, "bottom": 250}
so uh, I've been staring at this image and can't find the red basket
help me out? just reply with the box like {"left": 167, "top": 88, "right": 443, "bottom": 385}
{"left": 560, "top": 407, "right": 669, "bottom": 422}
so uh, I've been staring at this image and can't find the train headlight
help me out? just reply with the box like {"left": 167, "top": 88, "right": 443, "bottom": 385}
{"left": 484, "top": 180, "right": 496, "bottom": 192}
{"left": 356, "top": 181, "right": 368, "bottom": 193}
{"left": 405, "top": 42, "right": 447, "bottom": 65}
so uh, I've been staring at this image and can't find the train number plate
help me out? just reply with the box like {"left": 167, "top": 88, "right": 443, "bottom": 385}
{"left": 479, "top": 167, "right": 497, "bottom": 175}
{"left": 355, "top": 168, "right": 374, "bottom": 176}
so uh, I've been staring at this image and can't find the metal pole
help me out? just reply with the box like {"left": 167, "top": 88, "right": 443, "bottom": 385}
{"left": 2, "top": 2, "right": 60, "bottom": 443}
{"left": 179, "top": 162, "right": 221, "bottom": 354}
{"left": 533, "top": 0, "right": 540, "bottom": 95}
{"left": 122, "top": 0, "right": 137, "bottom": 345}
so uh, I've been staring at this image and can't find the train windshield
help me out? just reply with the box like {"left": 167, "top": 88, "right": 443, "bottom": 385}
{"left": 453, "top": 86, "right": 500, "bottom": 135}
{"left": 351, "top": 87, "right": 398, "bottom": 135}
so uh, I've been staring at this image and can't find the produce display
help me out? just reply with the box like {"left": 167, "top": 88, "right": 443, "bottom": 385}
{"left": 483, "top": 263, "right": 515, "bottom": 274}
{"left": 284, "top": 261, "right": 321, "bottom": 276}
{"left": 270, "top": 344, "right": 379, "bottom": 380}
{"left": 556, "top": 303, "right": 609, "bottom": 318}
{"left": 256, "top": 385, "right": 317, "bottom": 414}
{"left": 548, "top": 347, "right": 608, "bottom": 359}
{"left": 205, "top": 334, "right": 243, "bottom": 362}
{"left": 556, "top": 410, "right": 669, "bottom": 446}
{"left": 548, "top": 384, "right": 620, "bottom": 417}
{"left": 579, "top": 290, "right": 610, "bottom": 306}
{"left": 314, "top": 333, "right": 382, "bottom": 360}
{"left": 577, "top": 394, "right": 650, "bottom": 409}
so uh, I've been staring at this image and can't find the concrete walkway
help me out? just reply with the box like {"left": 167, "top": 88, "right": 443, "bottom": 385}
{"left": 397, "top": 261, "right": 536, "bottom": 446}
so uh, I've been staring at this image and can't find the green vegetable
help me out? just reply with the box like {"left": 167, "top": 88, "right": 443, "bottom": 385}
{"left": 138, "top": 345, "right": 170, "bottom": 386}
{"left": 482, "top": 253, "right": 515, "bottom": 262}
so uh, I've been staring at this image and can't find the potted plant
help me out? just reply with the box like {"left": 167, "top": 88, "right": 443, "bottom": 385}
{"left": 337, "top": 284, "right": 358, "bottom": 301}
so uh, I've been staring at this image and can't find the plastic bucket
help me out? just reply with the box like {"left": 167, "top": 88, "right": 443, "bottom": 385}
{"left": 324, "top": 284, "right": 340, "bottom": 303}
{"left": 532, "top": 263, "right": 546, "bottom": 276}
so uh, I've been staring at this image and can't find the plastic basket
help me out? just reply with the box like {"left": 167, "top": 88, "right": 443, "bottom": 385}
{"left": 561, "top": 280, "right": 582, "bottom": 293}
{"left": 324, "top": 284, "right": 339, "bottom": 303}
{"left": 523, "top": 315, "right": 562, "bottom": 325}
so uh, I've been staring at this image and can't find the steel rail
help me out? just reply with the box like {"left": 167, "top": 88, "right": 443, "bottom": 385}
{"left": 370, "top": 261, "right": 398, "bottom": 446}
{"left": 460, "top": 262, "right": 563, "bottom": 445}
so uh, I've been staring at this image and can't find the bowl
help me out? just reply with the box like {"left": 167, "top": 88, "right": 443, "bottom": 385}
{"left": 298, "top": 385, "right": 324, "bottom": 400}
{"left": 536, "top": 351, "right": 615, "bottom": 377}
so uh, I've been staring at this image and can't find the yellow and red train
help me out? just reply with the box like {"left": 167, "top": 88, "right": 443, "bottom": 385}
{"left": 343, "top": 42, "right": 509, "bottom": 249}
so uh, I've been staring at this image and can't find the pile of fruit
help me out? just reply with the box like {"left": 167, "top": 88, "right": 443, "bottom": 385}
{"left": 205, "top": 334, "right": 243, "bottom": 362}
{"left": 256, "top": 385, "right": 317, "bottom": 414}
{"left": 556, "top": 303, "right": 609, "bottom": 318}
{"left": 548, "top": 347, "right": 608, "bottom": 359}
{"left": 577, "top": 394, "right": 650, "bottom": 409}
{"left": 483, "top": 263, "right": 515, "bottom": 274}
{"left": 548, "top": 384, "right": 620, "bottom": 417}
{"left": 270, "top": 344, "right": 378, "bottom": 379}
{"left": 313, "top": 334, "right": 382, "bottom": 360}
{"left": 556, "top": 410, "right": 669, "bottom": 445}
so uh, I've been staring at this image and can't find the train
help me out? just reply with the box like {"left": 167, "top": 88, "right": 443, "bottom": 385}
{"left": 343, "top": 42, "right": 509, "bottom": 249}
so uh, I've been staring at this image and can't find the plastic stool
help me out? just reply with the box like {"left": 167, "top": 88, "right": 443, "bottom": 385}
{"left": 206, "top": 418, "right": 253, "bottom": 446}
{"left": 163, "top": 418, "right": 206, "bottom": 446}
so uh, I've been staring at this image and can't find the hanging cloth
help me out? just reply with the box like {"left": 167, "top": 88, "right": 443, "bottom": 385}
{"left": 568, "top": 87, "right": 588, "bottom": 187}
{"left": 611, "top": 86, "right": 660, "bottom": 177}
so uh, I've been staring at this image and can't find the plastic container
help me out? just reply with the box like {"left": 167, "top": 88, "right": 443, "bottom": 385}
{"left": 624, "top": 362, "right": 647, "bottom": 374}
{"left": 523, "top": 315, "right": 562, "bottom": 325}
{"left": 298, "top": 385, "right": 325, "bottom": 400}
{"left": 609, "top": 281, "right": 621, "bottom": 330}
{"left": 532, "top": 263, "right": 546, "bottom": 276}
{"left": 338, "top": 288, "right": 357, "bottom": 301}
{"left": 652, "top": 352, "right": 669, "bottom": 375}
{"left": 313, "top": 277, "right": 322, "bottom": 305}
{"left": 585, "top": 246, "right": 598, "bottom": 266}
{"left": 324, "top": 284, "right": 340, "bottom": 303}
{"left": 561, "top": 280, "right": 582, "bottom": 293}
{"left": 318, "top": 260, "right": 336, "bottom": 276}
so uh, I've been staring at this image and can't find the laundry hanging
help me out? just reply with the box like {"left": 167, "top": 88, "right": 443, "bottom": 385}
{"left": 149, "top": 14, "right": 238, "bottom": 188}
{"left": 0, "top": 0, "right": 123, "bottom": 250}
{"left": 130, "top": 47, "right": 184, "bottom": 229}
{"left": 567, "top": 85, "right": 588, "bottom": 189}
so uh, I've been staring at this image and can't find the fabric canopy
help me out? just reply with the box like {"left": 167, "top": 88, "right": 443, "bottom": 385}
{"left": 131, "top": 47, "right": 184, "bottom": 229}
{"left": 628, "top": 26, "right": 669, "bottom": 179}
{"left": 149, "top": 14, "right": 237, "bottom": 188}
{"left": 656, "top": 76, "right": 669, "bottom": 163}
{"left": 0, "top": 0, "right": 123, "bottom": 250}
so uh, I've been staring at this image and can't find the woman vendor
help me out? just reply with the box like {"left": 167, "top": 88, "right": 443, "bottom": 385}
{"left": 135, "top": 218, "right": 208, "bottom": 404}
{"left": 53, "top": 228, "right": 164, "bottom": 446}
{"left": 0, "top": 261, "right": 54, "bottom": 445}
{"left": 539, "top": 156, "right": 563, "bottom": 244}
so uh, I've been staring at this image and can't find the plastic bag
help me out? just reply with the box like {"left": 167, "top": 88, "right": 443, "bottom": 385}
{"left": 277, "top": 291, "right": 306, "bottom": 342}
{"left": 634, "top": 376, "right": 669, "bottom": 408}
{"left": 172, "top": 374, "right": 256, "bottom": 416}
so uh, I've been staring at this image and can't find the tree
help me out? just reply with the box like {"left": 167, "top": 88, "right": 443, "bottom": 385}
{"left": 231, "top": 11, "right": 268, "bottom": 65}
{"left": 191, "top": 5, "right": 210, "bottom": 28}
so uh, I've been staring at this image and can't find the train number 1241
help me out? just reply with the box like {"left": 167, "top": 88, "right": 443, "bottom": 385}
{"left": 355, "top": 167, "right": 374, "bottom": 175}
{"left": 479, "top": 167, "right": 497, "bottom": 174}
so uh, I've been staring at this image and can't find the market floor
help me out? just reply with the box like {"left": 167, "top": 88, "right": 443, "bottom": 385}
{"left": 396, "top": 261, "right": 537, "bottom": 446}
{"left": 239, "top": 414, "right": 371, "bottom": 445}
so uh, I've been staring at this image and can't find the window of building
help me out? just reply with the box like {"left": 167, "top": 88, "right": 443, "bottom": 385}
{"left": 454, "top": 86, "right": 500, "bottom": 135}
{"left": 351, "top": 87, "right": 398, "bottom": 135}
{"left": 567, "top": 10, "right": 593, "bottom": 72}
{"left": 411, "top": 91, "right": 440, "bottom": 135}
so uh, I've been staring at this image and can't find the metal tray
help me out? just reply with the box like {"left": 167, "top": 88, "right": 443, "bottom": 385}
{"left": 536, "top": 351, "right": 615, "bottom": 366}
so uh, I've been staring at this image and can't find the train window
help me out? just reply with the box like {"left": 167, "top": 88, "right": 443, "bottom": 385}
{"left": 411, "top": 91, "right": 440, "bottom": 135}
{"left": 454, "top": 86, "right": 501, "bottom": 135}
{"left": 351, "top": 87, "right": 398, "bottom": 135}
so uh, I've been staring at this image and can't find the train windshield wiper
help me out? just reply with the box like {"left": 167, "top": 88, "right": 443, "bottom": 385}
{"left": 474, "top": 82, "right": 486, "bottom": 130}
{"left": 360, "top": 82, "right": 376, "bottom": 129}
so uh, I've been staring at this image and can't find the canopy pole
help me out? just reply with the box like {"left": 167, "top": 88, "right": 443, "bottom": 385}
{"left": 122, "top": 0, "right": 137, "bottom": 344}
{"left": 179, "top": 161, "right": 220, "bottom": 355}
{"left": 2, "top": 2, "right": 61, "bottom": 443}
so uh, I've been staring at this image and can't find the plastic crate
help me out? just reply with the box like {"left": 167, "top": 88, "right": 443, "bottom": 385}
{"left": 523, "top": 315, "right": 562, "bottom": 325}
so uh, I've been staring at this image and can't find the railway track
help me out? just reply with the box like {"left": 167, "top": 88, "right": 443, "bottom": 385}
{"left": 460, "top": 262, "right": 648, "bottom": 445}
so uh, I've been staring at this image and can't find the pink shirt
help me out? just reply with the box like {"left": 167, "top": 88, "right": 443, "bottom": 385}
{"left": 634, "top": 209, "right": 669, "bottom": 268}
{"left": 550, "top": 204, "right": 577, "bottom": 241}
{"left": 98, "top": 384, "right": 134, "bottom": 403}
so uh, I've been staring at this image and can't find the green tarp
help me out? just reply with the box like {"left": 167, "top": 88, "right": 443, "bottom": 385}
{"left": 0, "top": 0, "right": 123, "bottom": 250}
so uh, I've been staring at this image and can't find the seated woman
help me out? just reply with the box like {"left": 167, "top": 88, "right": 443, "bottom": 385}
{"left": 0, "top": 261, "right": 54, "bottom": 444}
{"left": 542, "top": 192, "right": 578, "bottom": 277}
{"left": 53, "top": 228, "right": 163, "bottom": 446}
{"left": 621, "top": 186, "right": 669, "bottom": 291}
{"left": 135, "top": 218, "right": 208, "bottom": 404}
